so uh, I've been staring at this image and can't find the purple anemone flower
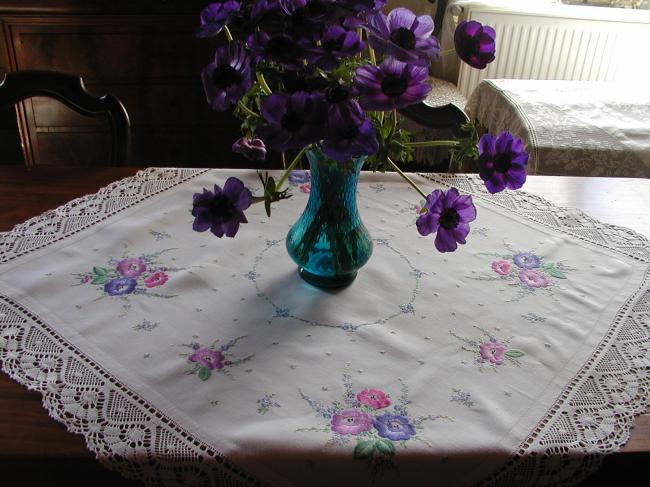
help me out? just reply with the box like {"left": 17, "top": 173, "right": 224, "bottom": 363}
{"left": 191, "top": 178, "right": 253, "bottom": 238}
{"left": 416, "top": 187, "right": 477, "bottom": 253}
{"left": 355, "top": 58, "right": 431, "bottom": 111}
{"left": 232, "top": 137, "right": 267, "bottom": 161}
{"left": 322, "top": 104, "right": 378, "bottom": 162}
{"left": 477, "top": 132, "right": 528, "bottom": 194}
{"left": 255, "top": 92, "right": 326, "bottom": 151}
{"left": 373, "top": 414, "right": 416, "bottom": 441}
{"left": 247, "top": 32, "right": 306, "bottom": 69}
{"left": 308, "top": 25, "right": 365, "bottom": 70}
{"left": 454, "top": 20, "right": 496, "bottom": 69}
{"left": 196, "top": 1, "right": 242, "bottom": 38}
{"left": 201, "top": 41, "right": 253, "bottom": 112}
{"left": 367, "top": 8, "right": 440, "bottom": 66}
{"left": 251, "top": 0, "right": 281, "bottom": 20}
{"left": 104, "top": 278, "right": 137, "bottom": 296}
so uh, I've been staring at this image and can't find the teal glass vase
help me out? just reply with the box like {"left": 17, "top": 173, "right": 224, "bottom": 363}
{"left": 286, "top": 148, "right": 373, "bottom": 288}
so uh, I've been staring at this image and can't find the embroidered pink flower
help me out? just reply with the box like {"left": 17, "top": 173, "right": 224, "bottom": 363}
{"left": 116, "top": 258, "right": 146, "bottom": 278}
{"left": 189, "top": 348, "right": 225, "bottom": 370}
{"left": 491, "top": 259, "right": 511, "bottom": 275}
{"left": 299, "top": 182, "right": 311, "bottom": 193}
{"left": 356, "top": 389, "right": 391, "bottom": 409}
{"left": 518, "top": 268, "right": 549, "bottom": 288}
{"left": 144, "top": 271, "right": 169, "bottom": 288}
{"left": 330, "top": 409, "right": 374, "bottom": 435}
{"left": 479, "top": 341, "right": 507, "bottom": 365}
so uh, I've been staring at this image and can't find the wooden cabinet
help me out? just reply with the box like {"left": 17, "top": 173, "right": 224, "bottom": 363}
{"left": 0, "top": 1, "right": 261, "bottom": 167}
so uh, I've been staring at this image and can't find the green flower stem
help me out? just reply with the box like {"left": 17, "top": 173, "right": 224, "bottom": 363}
{"left": 237, "top": 101, "right": 261, "bottom": 119}
{"left": 440, "top": 49, "right": 455, "bottom": 57}
{"left": 276, "top": 146, "right": 308, "bottom": 190}
{"left": 251, "top": 196, "right": 266, "bottom": 205}
{"left": 386, "top": 157, "right": 428, "bottom": 199}
{"left": 223, "top": 25, "right": 233, "bottom": 42}
{"left": 257, "top": 72, "right": 272, "bottom": 95}
{"left": 406, "top": 140, "right": 459, "bottom": 148}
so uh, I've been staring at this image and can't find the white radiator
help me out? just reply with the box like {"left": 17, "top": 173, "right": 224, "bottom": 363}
{"left": 454, "top": 2, "right": 650, "bottom": 98}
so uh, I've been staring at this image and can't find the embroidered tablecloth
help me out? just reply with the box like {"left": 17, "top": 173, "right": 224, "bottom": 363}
{"left": 0, "top": 168, "right": 648, "bottom": 487}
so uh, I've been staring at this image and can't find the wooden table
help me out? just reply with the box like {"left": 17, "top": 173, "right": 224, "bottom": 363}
{"left": 0, "top": 166, "right": 649, "bottom": 486}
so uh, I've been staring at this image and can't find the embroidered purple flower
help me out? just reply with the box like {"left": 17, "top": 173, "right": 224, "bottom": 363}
{"left": 479, "top": 340, "right": 507, "bottom": 365}
{"left": 519, "top": 269, "right": 549, "bottom": 288}
{"left": 513, "top": 252, "right": 541, "bottom": 269}
{"left": 355, "top": 58, "right": 431, "bottom": 111}
{"left": 104, "top": 278, "right": 137, "bottom": 296}
{"left": 116, "top": 258, "right": 146, "bottom": 278}
{"left": 330, "top": 409, "right": 374, "bottom": 435}
{"left": 191, "top": 178, "right": 253, "bottom": 238}
{"left": 478, "top": 132, "right": 528, "bottom": 194}
{"left": 416, "top": 187, "right": 477, "bottom": 253}
{"left": 201, "top": 41, "right": 253, "bottom": 112}
{"left": 454, "top": 20, "right": 496, "bottom": 69}
{"left": 255, "top": 92, "right": 326, "bottom": 151}
{"left": 321, "top": 108, "right": 379, "bottom": 162}
{"left": 288, "top": 170, "right": 310, "bottom": 184}
{"left": 144, "top": 271, "right": 169, "bottom": 288}
{"left": 373, "top": 414, "right": 416, "bottom": 441}
{"left": 491, "top": 259, "right": 511, "bottom": 275}
{"left": 356, "top": 389, "right": 391, "bottom": 409}
{"left": 308, "top": 25, "right": 365, "bottom": 70}
{"left": 232, "top": 137, "right": 267, "bottom": 161}
{"left": 299, "top": 182, "right": 311, "bottom": 193}
{"left": 189, "top": 348, "right": 226, "bottom": 370}
{"left": 367, "top": 8, "right": 440, "bottom": 66}
{"left": 196, "top": 1, "right": 242, "bottom": 38}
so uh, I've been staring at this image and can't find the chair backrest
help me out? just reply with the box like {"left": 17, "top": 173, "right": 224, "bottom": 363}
{"left": 0, "top": 70, "right": 131, "bottom": 166}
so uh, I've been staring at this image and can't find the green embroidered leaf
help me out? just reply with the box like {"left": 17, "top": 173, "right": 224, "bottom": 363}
{"left": 374, "top": 439, "right": 396, "bottom": 456}
{"left": 353, "top": 440, "right": 375, "bottom": 459}
{"left": 93, "top": 266, "right": 109, "bottom": 276}
{"left": 198, "top": 367, "right": 212, "bottom": 381}
{"left": 91, "top": 275, "right": 108, "bottom": 285}
{"left": 505, "top": 349, "right": 525, "bottom": 359}
{"left": 547, "top": 268, "right": 566, "bottom": 279}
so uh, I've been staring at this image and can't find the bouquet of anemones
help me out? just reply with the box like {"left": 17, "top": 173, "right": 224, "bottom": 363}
{"left": 193, "top": 1, "right": 528, "bottom": 253}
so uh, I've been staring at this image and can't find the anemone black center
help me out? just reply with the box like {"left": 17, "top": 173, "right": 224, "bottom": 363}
{"left": 326, "top": 85, "right": 350, "bottom": 104}
{"left": 390, "top": 27, "right": 416, "bottom": 50}
{"left": 439, "top": 208, "right": 460, "bottom": 230}
{"left": 494, "top": 153, "right": 512, "bottom": 173}
{"left": 381, "top": 75, "right": 408, "bottom": 97}
{"left": 307, "top": 0, "right": 327, "bottom": 16}
{"left": 281, "top": 111, "right": 304, "bottom": 132}
{"left": 457, "top": 36, "right": 479, "bottom": 57}
{"left": 212, "top": 65, "right": 242, "bottom": 89}
{"left": 323, "top": 36, "right": 344, "bottom": 52}
{"left": 267, "top": 36, "right": 299, "bottom": 60}
{"left": 210, "top": 194, "right": 237, "bottom": 220}
{"left": 341, "top": 124, "right": 360, "bottom": 140}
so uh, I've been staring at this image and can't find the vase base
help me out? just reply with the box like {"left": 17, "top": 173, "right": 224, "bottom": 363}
{"left": 298, "top": 268, "right": 357, "bottom": 289}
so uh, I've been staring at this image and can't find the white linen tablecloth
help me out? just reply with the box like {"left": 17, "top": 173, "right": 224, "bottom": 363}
{"left": 465, "top": 79, "right": 650, "bottom": 177}
{"left": 0, "top": 168, "right": 648, "bottom": 486}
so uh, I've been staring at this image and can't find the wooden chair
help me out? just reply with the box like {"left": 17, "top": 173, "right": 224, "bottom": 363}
{"left": 0, "top": 70, "right": 131, "bottom": 166}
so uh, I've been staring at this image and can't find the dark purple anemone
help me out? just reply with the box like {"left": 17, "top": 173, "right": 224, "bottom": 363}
{"left": 416, "top": 187, "right": 477, "bottom": 253}
{"left": 251, "top": 0, "right": 281, "bottom": 20}
{"left": 232, "top": 137, "right": 267, "bottom": 161}
{"left": 367, "top": 8, "right": 440, "bottom": 66}
{"left": 454, "top": 20, "right": 496, "bottom": 70}
{"left": 355, "top": 58, "right": 431, "bottom": 111}
{"left": 255, "top": 92, "right": 326, "bottom": 151}
{"left": 191, "top": 178, "right": 253, "bottom": 238}
{"left": 247, "top": 32, "right": 306, "bottom": 69}
{"left": 201, "top": 41, "right": 253, "bottom": 112}
{"left": 308, "top": 25, "right": 365, "bottom": 70}
{"left": 196, "top": 1, "right": 242, "bottom": 38}
{"left": 322, "top": 105, "right": 378, "bottom": 162}
{"left": 477, "top": 132, "right": 528, "bottom": 194}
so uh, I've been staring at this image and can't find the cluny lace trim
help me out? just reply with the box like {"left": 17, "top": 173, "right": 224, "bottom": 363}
{"left": 420, "top": 173, "right": 650, "bottom": 486}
